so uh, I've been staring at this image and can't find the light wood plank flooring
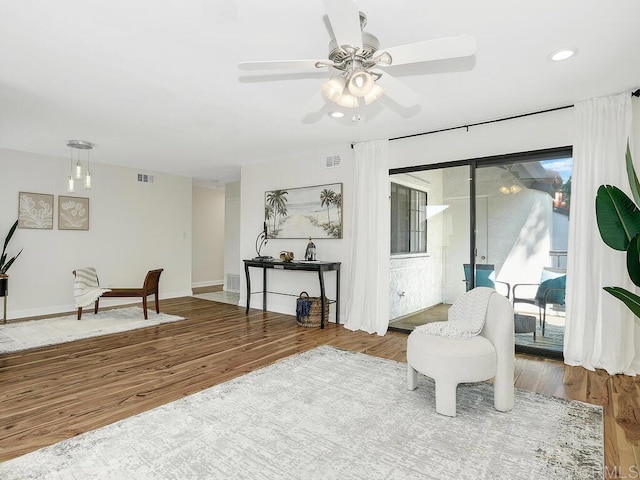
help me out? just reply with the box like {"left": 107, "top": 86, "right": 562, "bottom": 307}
{"left": 1, "top": 297, "right": 638, "bottom": 477}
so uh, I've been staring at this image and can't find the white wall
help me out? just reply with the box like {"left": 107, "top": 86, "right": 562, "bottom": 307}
{"left": 239, "top": 148, "right": 354, "bottom": 321}
{"left": 0, "top": 148, "right": 193, "bottom": 319}
{"left": 192, "top": 186, "right": 225, "bottom": 287}
{"left": 224, "top": 181, "right": 241, "bottom": 292}
{"left": 389, "top": 108, "right": 574, "bottom": 169}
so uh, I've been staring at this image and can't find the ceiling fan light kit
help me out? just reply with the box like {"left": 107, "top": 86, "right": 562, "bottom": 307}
{"left": 239, "top": 0, "right": 477, "bottom": 113}
{"left": 346, "top": 68, "right": 374, "bottom": 97}
{"left": 336, "top": 90, "right": 359, "bottom": 108}
{"left": 321, "top": 76, "right": 346, "bottom": 102}
{"left": 364, "top": 83, "right": 384, "bottom": 105}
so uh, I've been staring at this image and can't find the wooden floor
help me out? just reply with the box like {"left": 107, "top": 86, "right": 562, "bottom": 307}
{"left": 1, "top": 297, "right": 639, "bottom": 477}
{"left": 390, "top": 303, "right": 565, "bottom": 355}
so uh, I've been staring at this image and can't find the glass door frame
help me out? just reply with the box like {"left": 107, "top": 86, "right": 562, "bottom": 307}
{"left": 390, "top": 145, "right": 572, "bottom": 359}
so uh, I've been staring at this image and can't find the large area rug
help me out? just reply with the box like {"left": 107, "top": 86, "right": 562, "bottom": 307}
{"left": 0, "top": 307, "right": 185, "bottom": 354}
{"left": 0, "top": 346, "right": 603, "bottom": 479}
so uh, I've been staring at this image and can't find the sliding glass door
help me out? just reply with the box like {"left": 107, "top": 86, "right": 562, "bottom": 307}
{"left": 388, "top": 166, "right": 470, "bottom": 330}
{"left": 389, "top": 148, "right": 572, "bottom": 358}
{"left": 476, "top": 154, "right": 572, "bottom": 356}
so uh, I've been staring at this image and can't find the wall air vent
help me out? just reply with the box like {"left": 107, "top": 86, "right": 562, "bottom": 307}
{"left": 137, "top": 173, "right": 155, "bottom": 184}
{"left": 324, "top": 155, "right": 342, "bottom": 169}
{"left": 226, "top": 274, "right": 240, "bottom": 292}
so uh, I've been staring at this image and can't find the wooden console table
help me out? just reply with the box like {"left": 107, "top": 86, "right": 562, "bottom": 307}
{"left": 243, "top": 259, "right": 341, "bottom": 328}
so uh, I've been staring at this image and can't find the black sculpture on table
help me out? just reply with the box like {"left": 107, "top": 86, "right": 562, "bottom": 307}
{"left": 305, "top": 237, "right": 317, "bottom": 261}
{"left": 254, "top": 222, "right": 272, "bottom": 261}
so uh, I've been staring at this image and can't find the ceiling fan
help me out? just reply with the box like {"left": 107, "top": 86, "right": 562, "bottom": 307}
{"left": 238, "top": 0, "right": 477, "bottom": 110}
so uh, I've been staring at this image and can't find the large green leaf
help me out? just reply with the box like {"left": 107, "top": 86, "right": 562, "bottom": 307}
{"left": 0, "top": 220, "right": 20, "bottom": 274}
{"left": 595, "top": 185, "right": 640, "bottom": 251}
{"left": 0, "top": 249, "right": 21, "bottom": 275}
{"left": 628, "top": 234, "right": 640, "bottom": 287}
{"left": 604, "top": 286, "right": 640, "bottom": 321}
{"left": 2, "top": 220, "right": 18, "bottom": 257}
{"left": 626, "top": 141, "right": 640, "bottom": 207}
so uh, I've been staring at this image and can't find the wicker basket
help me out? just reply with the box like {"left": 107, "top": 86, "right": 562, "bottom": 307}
{"left": 295, "top": 291, "right": 329, "bottom": 327}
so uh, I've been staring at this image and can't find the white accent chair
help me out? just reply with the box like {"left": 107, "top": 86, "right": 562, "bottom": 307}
{"left": 407, "top": 291, "right": 515, "bottom": 417}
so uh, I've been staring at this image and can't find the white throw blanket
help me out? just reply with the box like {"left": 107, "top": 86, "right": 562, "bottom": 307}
{"left": 415, "top": 287, "right": 495, "bottom": 340}
{"left": 74, "top": 267, "right": 111, "bottom": 308}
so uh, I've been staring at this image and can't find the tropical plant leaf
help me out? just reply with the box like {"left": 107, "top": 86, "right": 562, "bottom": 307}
{"left": 0, "top": 220, "right": 20, "bottom": 274}
{"left": 595, "top": 185, "right": 640, "bottom": 251}
{"left": 626, "top": 141, "right": 640, "bottom": 207}
{"left": 604, "top": 286, "right": 640, "bottom": 320}
{"left": 628, "top": 234, "right": 640, "bottom": 287}
{"left": 0, "top": 249, "right": 22, "bottom": 275}
{"left": 2, "top": 220, "right": 18, "bottom": 256}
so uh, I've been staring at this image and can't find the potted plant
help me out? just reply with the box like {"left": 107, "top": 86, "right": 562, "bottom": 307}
{"left": 595, "top": 141, "right": 640, "bottom": 319}
{"left": 0, "top": 219, "right": 23, "bottom": 298}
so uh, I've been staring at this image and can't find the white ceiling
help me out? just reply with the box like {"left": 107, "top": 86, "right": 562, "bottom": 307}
{"left": 1, "top": 0, "right": 639, "bottom": 186}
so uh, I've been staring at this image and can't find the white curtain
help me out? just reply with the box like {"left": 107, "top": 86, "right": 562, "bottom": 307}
{"left": 344, "top": 139, "right": 390, "bottom": 335}
{"left": 564, "top": 92, "right": 636, "bottom": 374}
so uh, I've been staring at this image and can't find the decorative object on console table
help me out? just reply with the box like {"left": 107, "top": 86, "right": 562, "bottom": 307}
{"left": 296, "top": 291, "right": 329, "bottom": 327}
{"left": 279, "top": 251, "right": 294, "bottom": 262}
{"left": 253, "top": 222, "right": 272, "bottom": 261}
{"left": 265, "top": 183, "right": 342, "bottom": 239}
{"left": 305, "top": 237, "right": 317, "bottom": 260}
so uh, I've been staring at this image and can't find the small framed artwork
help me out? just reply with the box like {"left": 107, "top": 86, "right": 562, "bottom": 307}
{"left": 58, "top": 196, "right": 90, "bottom": 231}
{"left": 18, "top": 192, "right": 54, "bottom": 229}
{"left": 265, "top": 183, "right": 343, "bottom": 239}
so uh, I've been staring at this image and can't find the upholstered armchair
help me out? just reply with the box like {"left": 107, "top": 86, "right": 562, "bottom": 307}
{"left": 407, "top": 290, "right": 515, "bottom": 417}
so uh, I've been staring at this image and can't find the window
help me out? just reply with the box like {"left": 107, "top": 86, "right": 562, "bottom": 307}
{"left": 390, "top": 182, "right": 427, "bottom": 254}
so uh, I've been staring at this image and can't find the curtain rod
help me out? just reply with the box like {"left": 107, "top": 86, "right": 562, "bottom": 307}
{"left": 388, "top": 89, "right": 640, "bottom": 143}
{"left": 388, "top": 105, "right": 573, "bottom": 142}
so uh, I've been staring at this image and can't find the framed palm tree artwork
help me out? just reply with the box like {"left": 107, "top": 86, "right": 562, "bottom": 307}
{"left": 265, "top": 183, "right": 342, "bottom": 239}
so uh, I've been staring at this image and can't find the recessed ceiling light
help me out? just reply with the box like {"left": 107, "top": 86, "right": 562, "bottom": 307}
{"left": 329, "top": 111, "right": 345, "bottom": 118}
{"left": 548, "top": 48, "right": 578, "bottom": 62}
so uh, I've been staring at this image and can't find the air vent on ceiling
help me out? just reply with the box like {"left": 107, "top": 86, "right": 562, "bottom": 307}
{"left": 324, "top": 155, "right": 342, "bottom": 169}
{"left": 137, "top": 173, "right": 154, "bottom": 184}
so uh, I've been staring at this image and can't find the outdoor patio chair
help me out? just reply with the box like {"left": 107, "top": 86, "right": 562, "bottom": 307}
{"left": 463, "top": 263, "right": 511, "bottom": 299}
{"left": 512, "top": 267, "right": 566, "bottom": 336}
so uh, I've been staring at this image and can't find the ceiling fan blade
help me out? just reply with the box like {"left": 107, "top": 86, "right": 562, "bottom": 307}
{"left": 322, "top": 0, "right": 363, "bottom": 51}
{"left": 380, "top": 34, "right": 477, "bottom": 66}
{"left": 302, "top": 91, "right": 330, "bottom": 124}
{"left": 374, "top": 72, "right": 421, "bottom": 108}
{"left": 238, "top": 60, "right": 326, "bottom": 72}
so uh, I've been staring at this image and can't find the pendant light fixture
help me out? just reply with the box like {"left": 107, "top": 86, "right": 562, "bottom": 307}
{"left": 66, "top": 140, "right": 94, "bottom": 191}
{"left": 67, "top": 154, "right": 75, "bottom": 193}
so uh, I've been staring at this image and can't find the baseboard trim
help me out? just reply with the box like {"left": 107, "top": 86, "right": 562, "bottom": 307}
{"left": 191, "top": 280, "right": 224, "bottom": 288}
{"left": 7, "top": 290, "right": 193, "bottom": 321}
